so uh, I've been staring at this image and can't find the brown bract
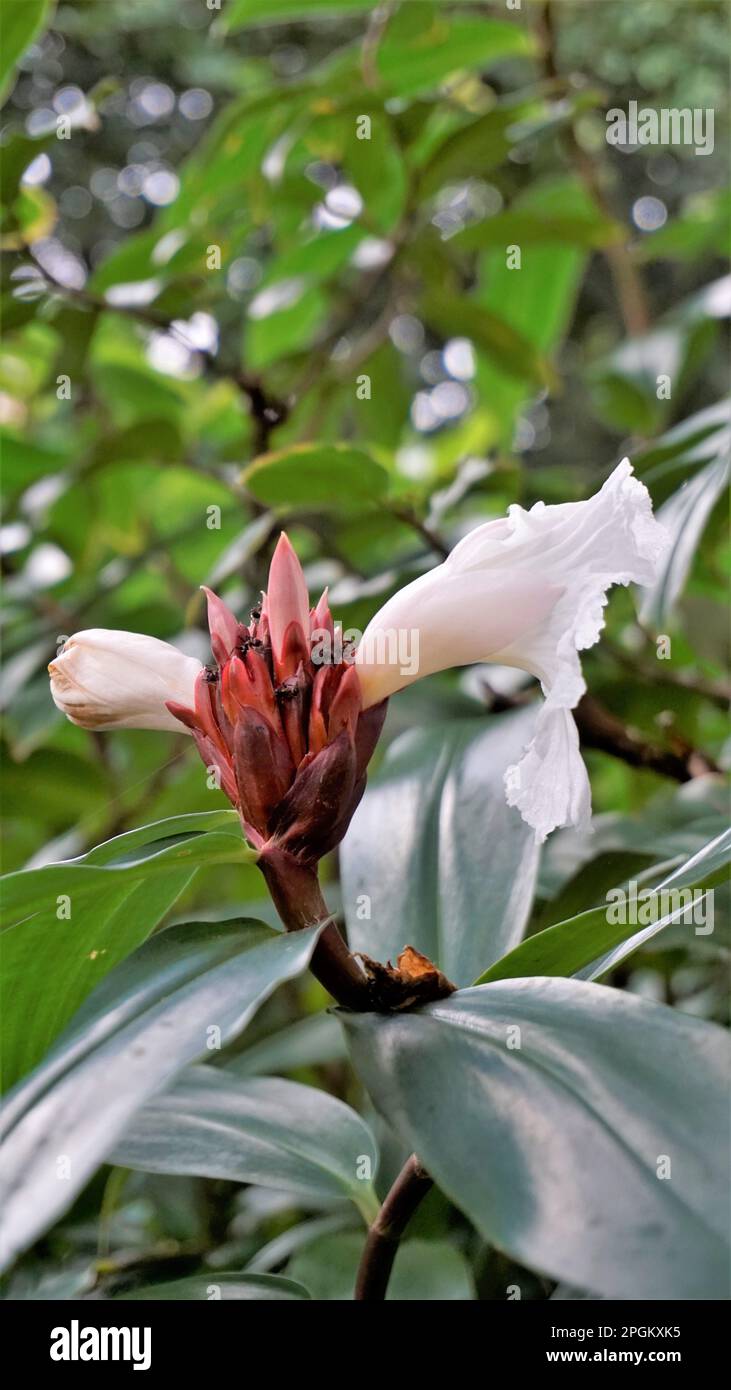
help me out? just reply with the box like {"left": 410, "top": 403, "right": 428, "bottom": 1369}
{"left": 357, "top": 946, "right": 457, "bottom": 1011}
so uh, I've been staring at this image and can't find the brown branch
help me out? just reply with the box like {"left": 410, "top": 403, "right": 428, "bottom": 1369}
{"left": 388, "top": 502, "right": 451, "bottom": 560}
{"left": 538, "top": 1, "right": 651, "bottom": 337}
{"left": 361, "top": 0, "right": 395, "bottom": 89}
{"left": 604, "top": 640, "right": 731, "bottom": 712}
{"left": 574, "top": 693, "right": 719, "bottom": 781}
{"left": 354, "top": 1154, "right": 433, "bottom": 1300}
{"left": 483, "top": 684, "right": 719, "bottom": 781}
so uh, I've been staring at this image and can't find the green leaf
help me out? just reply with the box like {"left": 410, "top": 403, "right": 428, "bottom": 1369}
{"left": 0, "top": 919, "right": 323, "bottom": 1271}
{"left": 343, "top": 979, "right": 731, "bottom": 1299}
{"left": 0, "top": 0, "right": 54, "bottom": 104}
{"left": 232, "top": 1011, "right": 348, "bottom": 1077}
{"left": 577, "top": 829, "right": 731, "bottom": 981}
{"left": 342, "top": 710, "right": 541, "bottom": 986}
{"left": 288, "top": 1232, "right": 475, "bottom": 1301}
{"left": 639, "top": 457, "right": 730, "bottom": 630}
{"left": 637, "top": 188, "right": 731, "bottom": 263}
{"left": 477, "top": 829, "right": 731, "bottom": 985}
{"left": 423, "top": 291, "right": 554, "bottom": 390}
{"left": 1, "top": 812, "right": 257, "bottom": 1084}
{"left": 243, "top": 443, "right": 389, "bottom": 514}
{"left": 246, "top": 284, "right": 327, "bottom": 371}
{"left": 117, "top": 1272, "right": 310, "bottom": 1301}
{"left": 1, "top": 867, "right": 193, "bottom": 1092}
{"left": 419, "top": 98, "right": 546, "bottom": 198}
{"left": 225, "top": 0, "right": 375, "bottom": 29}
{"left": 375, "top": 9, "right": 535, "bottom": 96}
{"left": 455, "top": 207, "right": 622, "bottom": 252}
{"left": 463, "top": 179, "right": 589, "bottom": 443}
{"left": 590, "top": 279, "right": 729, "bottom": 437}
{"left": 0, "top": 132, "right": 54, "bottom": 212}
{"left": 113, "top": 1067, "right": 380, "bottom": 1220}
{"left": 77, "top": 810, "right": 252, "bottom": 868}
{"left": 0, "top": 432, "right": 68, "bottom": 496}
{"left": 246, "top": 1212, "right": 354, "bottom": 1273}
{"left": 632, "top": 401, "right": 730, "bottom": 495}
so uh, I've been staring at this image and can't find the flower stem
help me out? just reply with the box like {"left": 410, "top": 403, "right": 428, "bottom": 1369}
{"left": 258, "top": 846, "right": 438, "bottom": 1301}
{"left": 258, "top": 846, "right": 372, "bottom": 1009}
{"left": 354, "top": 1154, "right": 433, "bottom": 1300}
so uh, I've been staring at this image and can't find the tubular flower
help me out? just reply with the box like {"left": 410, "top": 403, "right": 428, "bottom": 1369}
{"left": 166, "top": 534, "right": 388, "bottom": 865}
{"left": 48, "top": 630, "right": 202, "bottom": 733}
{"left": 355, "top": 460, "right": 669, "bottom": 843}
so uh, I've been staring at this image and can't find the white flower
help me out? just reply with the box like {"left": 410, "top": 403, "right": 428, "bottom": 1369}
{"left": 49, "top": 629, "right": 202, "bottom": 733}
{"left": 355, "top": 460, "right": 669, "bottom": 842}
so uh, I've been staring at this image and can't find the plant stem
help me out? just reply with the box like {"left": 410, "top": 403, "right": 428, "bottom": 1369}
{"left": 354, "top": 1154, "right": 433, "bottom": 1300}
{"left": 258, "top": 846, "right": 373, "bottom": 1009}
{"left": 257, "top": 852, "right": 443, "bottom": 1300}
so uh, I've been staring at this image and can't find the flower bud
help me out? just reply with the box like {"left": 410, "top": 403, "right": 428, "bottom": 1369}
{"left": 164, "top": 537, "right": 388, "bottom": 867}
{"left": 49, "top": 630, "right": 202, "bottom": 733}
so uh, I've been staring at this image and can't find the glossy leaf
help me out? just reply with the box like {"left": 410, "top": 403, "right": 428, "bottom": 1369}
{"left": 639, "top": 457, "right": 730, "bottom": 630}
{"left": 343, "top": 979, "right": 731, "bottom": 1299}
{"left": 577, "top": 829, "right": 731, "bottom": 981}
{"left": 0, "top": 919, "right": 322, "bottom": 1271}
{"left": 477, "top": 829, "right": 731, "bottom": 985}
{"left": 118, "top": 1272, "right": 310, "bottom": 1301}
{"left": 1, "top": 867, "right": 192, "bottom": 1092}
{"left": 342, "top": 710, "right": 541, "bottom": 986}
{"left": 375, "top": 9, "right": 535, "bottom": 96}
{"left": 1, "top": 811, "right": 256, "bottom": 1088}
{"left": 113, "top": 1067, "right": 380, "bottom": 1219}
{"left": 231, "top": 1011, "right": 348, "bottom": 1077}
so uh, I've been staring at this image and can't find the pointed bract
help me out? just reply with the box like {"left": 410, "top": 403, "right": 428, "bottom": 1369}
{"left": 201, "top": 586, "right": 241, "bottom": 666}
{"left": 267, "top": 533, "right": 311, "bottom": 680}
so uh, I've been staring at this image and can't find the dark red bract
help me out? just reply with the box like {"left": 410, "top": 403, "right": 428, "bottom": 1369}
{"left": 167, "top": 533, "right": 387, "bottom": 866}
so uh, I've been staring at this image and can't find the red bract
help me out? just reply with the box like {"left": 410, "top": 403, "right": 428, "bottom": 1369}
{"left": 166, "top": 533, "right": 387, "bottom": 868}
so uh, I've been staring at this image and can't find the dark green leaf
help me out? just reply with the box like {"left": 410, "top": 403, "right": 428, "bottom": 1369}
{"left": 118, "top": 1272, "right": 310, "bottom": 1300}
{"left": 342, "top": 710, "right": 541, "bottom": 986}
{"left": 423, "top": 291, "right": 555, "bottom": 390}
{"left": 0, "top": 919, "right": 322, "bottom": 1270}
{"left": 639, "top": 457, "right": 730, "bottom": 630}
{"left": 343, "top": 979, "right": 731, "bottom": 1299}
{"left": 477, "top": 829, "right": 731, "bottom": 985}
{"left": 113, "top": 1067, "right": 379, "bottom": 1218}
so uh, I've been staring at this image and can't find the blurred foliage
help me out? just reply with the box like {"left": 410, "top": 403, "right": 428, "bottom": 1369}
{"left": 1, "top": 0, "right": 729, "bottom": 1301}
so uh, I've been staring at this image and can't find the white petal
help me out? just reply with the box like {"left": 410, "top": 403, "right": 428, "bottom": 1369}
{"left": 505, "top": 706, "right": 591, "bottom": 844}
{"left": 49, "top": 629, "right": 202, "bottom": 732}
{"left": 356, "top": 460, "right": 669, "bottom": 840}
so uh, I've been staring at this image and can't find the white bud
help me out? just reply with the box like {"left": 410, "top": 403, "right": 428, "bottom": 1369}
{"left": 48, "top": 629, "right": 202, "bottom": 733}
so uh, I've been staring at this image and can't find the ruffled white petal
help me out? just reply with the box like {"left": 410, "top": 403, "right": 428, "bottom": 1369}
{"left": 356, "top": 460, "right": 669, "bottom": 841}
{"left": 494, "top": 460, "right": 668, "bottom": 840}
